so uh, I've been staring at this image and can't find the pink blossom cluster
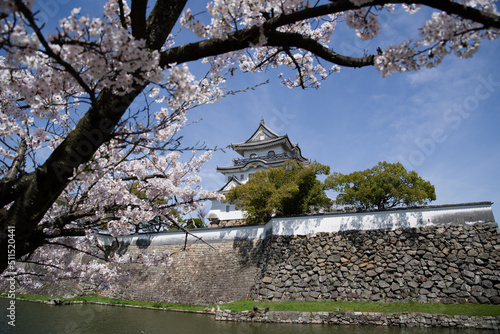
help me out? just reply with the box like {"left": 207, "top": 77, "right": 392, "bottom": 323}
{"left": 181, "top": 0, "right": 343, "bottom": 88}
{"left": 180, "top": 1, "right": 498, "bottom": 84}
{"left": 1, "top": 1, "right": 225, "bottom": 287}
{"left": 376, "top": 1, "right": 498, "bottom": 76}
{"left": 345, "top": 8, "right": 380, "bottom": 41}
{"left": 42, "top": 124, "right": 222, "bottom": 238}
{"left": 1, "top": 0, "right": 499, "bottom": 288}
{"left": 0, "top": 232, "right": 172, "bottom": 290}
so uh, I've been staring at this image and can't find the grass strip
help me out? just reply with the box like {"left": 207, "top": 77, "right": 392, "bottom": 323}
{"left": 3, "top": 293, "right": 499, "bottom": 316}
{"left": 220, "top": 300, "right": 500, "bottom": 316}
{"left": 0, "top": 292, "right": 207, "bottom": 312}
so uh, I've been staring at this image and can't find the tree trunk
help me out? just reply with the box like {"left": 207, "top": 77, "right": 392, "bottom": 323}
{"left": 0, "top": 87, "right": 143, "bottom": 272}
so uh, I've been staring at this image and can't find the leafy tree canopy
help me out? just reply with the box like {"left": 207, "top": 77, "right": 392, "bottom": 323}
{"left": 225, "top": 161, "right": 332, "bottom": 224}
{"left": 325, "top": 161, "right": 436, "bottom": 211}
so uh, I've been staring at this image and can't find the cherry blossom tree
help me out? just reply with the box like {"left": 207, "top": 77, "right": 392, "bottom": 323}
{"left": 0, "top": 0, "right": 498, "bottom": 279}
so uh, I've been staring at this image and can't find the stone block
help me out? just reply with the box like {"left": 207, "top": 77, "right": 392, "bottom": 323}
{"left": 484, "top": 289, "right": 498, "bottom": 298}
{"left": 379, "top": 280, "right": 390, "bottom": 289}
{"left": 262, "top": 276, "right": 273, "bottom": 284}
{"left": 421, "top": 281, "right": 434, "bottom": 289}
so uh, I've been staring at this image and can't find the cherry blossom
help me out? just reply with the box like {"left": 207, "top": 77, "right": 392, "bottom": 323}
{"left": 0, "top": 0, "right": 498, "bottom": 288}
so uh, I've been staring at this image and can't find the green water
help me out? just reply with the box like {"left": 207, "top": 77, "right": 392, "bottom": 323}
{"left": 0, "top": 299, "right": 493, "bottom": 334}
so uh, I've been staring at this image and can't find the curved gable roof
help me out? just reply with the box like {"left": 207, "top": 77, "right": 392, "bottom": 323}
{"left": 219, "top": 175, "right": 242, "bottom": 192}
{"left": 232, "top": 119, "right": 292, "bottom": 154}
{"left": 244, "top": 119, "right": 281, "bottom": 143}
{"left": 223, "top": 118, "right": 308, "bottom": 165}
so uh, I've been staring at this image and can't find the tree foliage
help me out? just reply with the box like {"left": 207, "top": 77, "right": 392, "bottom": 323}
{"left": 225, "top": 161, "right": 332, "bottom": 224}
{"left": 326, "top": 161, "right": 436, "bottom": 210}
{"left": 0, "top": 0, "right": 498, "bottom": 280}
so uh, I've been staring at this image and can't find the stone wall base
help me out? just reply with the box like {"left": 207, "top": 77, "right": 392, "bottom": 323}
{"left": 216, "top": 308, "right": 500, "bottom": 329}
{"left": 251, "top": 222, "right": 500, "bottom": 304}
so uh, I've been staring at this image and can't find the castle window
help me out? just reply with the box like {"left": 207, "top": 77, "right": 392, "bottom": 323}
{"left": 241, "top": 174, "right": 245, "bottom": 180}
{"left": 250, "top": 153, "right": 257, "bottom": 159}
{"left": 226, "top": 205, "right": 230, "bottom": 212}
{"left": 268, "top": 150, "right": 275, "bottom": 157}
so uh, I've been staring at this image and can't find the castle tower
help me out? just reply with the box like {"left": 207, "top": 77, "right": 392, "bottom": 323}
{"left": 207, "top": 118, "right": 309, "bottom": 226}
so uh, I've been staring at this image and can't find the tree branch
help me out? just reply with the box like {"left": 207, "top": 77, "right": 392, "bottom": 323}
{"left": 131, "top": 0, "right": 148, "bottom": 40}
{"left": 146, "top": 0, "right": 188, "bottom": 50}
{"left": 160, "top": 25, "right": 259, "bottom": 66}
{"left": 160, "top": 26, "right": 374, "bottom": 69}
{"left": 261, "top": 0, "right": 499, "bottom": 31}
{"left": 164, "top": 214, "right": 215, "bottom": 250}
{"left": 117, "top": 0, "right": 128, "bottom": 29}
{"left": 4, "top": 138, "right": 26, "bottom": 182}
{"left": 405, "top": 0, "right": 500, "bottom": 29}
{"left": 266, "top": 31, "right": 375, "bottom": 68}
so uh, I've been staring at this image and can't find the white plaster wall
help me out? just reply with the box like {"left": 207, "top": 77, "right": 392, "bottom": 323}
{"left": 209, "top": 200, "right": 245, "bottom": 220}
{"left": 102, "top": 203, "right": 495, "bottom": 247}
{"left": 209, "top": 208, "right": 245, "bottom": 221}
{"left": 224, "top": 172, "right": 249, "bottom": 183}
{"left": 99, "top": 224, "right": 270, "bottom": 246}
{"left": 245, "top": 146, "right": 285, "bottom": 158}
{"left": 270, "top": 203, "right": 495, "bottom": 236}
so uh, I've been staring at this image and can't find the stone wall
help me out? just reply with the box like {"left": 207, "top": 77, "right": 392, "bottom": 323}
{"left": 104, "top": 240, "right": 262, "bottom": 305}
{"left": 208, "top": 218, "right": 246, "bottom": 228}
{"left": 3, "top": 204, "right": 498, "bottom": 306}
{"left": 250, "top": 222, "right": 500, "bottom": 304}
{"left": 11, "top": 240, "right": 262, "bottom": 305}
{"left": 216, "top": 308, "right": 500, "bottom": 329}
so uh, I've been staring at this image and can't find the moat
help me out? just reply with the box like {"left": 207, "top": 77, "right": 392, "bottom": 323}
{"left": 0, "top": 299, "right": 495, "bottom": 334}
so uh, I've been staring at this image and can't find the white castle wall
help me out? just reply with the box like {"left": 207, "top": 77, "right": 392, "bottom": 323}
{"left": 9, "top": 202, "right": 497, "bottom": 305}
{"left": 271, "top": 202, "right": 495, "bottom": 236}
{"left": 100, "top": 202, "right": 495, "bottom": 247}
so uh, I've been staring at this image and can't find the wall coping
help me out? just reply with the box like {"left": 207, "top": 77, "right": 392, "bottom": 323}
{"left": 98, "top": 202, "right": 496, "bottom": 247}
{"left": 275, "top": 201, "right": 494, "bottom": 218}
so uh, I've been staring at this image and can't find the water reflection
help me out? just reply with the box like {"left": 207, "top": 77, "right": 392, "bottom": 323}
{"left": 0, "top": 299, "right": 491, "bottom": 334}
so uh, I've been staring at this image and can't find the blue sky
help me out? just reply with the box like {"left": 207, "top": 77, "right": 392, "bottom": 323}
{"left": 33, "top": 2, "right": 500, "bottom": 219}
{"left": 176, "top": 6, "right": 500, "bottom": 219}
{"left": 189, "top": 42, "right": 500, "bottom": 219}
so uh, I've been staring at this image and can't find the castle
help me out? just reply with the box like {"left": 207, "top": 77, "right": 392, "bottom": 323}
{"left": 207, "top": 118, "right": 309, "bottom": 226}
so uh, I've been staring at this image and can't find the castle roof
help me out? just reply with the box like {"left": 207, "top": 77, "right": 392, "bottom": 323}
{"left": 230, "top": 118, "right": 307, "bottom": 161}
{"left": 219, "top": 175, "right": 242, "bottom": 193}
{"left": 216, "top": 119, "right": 308, "bottom": 173}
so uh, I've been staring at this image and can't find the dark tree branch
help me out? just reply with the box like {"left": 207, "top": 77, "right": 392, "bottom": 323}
{"left": 160, "top": 26, "right": 375, "bottom": 69}
{"left": 283, "top": 47, "right": 307, "bottom": 89}
{"left": 146, "top": 0, "right": 188, "bottom": 49}
{"left": 263, "top": 0, "right": 499, "bottom": 30}
{"left": 4, "top": 138, "right": 26, "bottom": 182}
{"left": 131, "top": 0, "right": 148, "bottom": 40}
{"left": 407, "top": 0, "right": 500, "bottom": 29}
{"left": 160, "top": 0, "right": 499, "bottom": 70}
{"left": 266, "top": 31, "right": 375, "bottom": 68}
{"left": 117, "top": 0, "right": 128, "bottom": 29}
{"left": 164, "top": 214, "right": 215, "bottom": 250}
{"left": 160, "top": 26, "right": 260, "bottom": 66}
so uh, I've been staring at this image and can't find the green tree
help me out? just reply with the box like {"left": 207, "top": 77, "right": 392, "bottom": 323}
{"left": 326, "top": 162, "right": 436, "bottom": 211}
{"left": 225, "top": 161, "right": 332, "bottom": 224}
{"left": 168, "top": 216, "right": 205, "bottom": 230}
